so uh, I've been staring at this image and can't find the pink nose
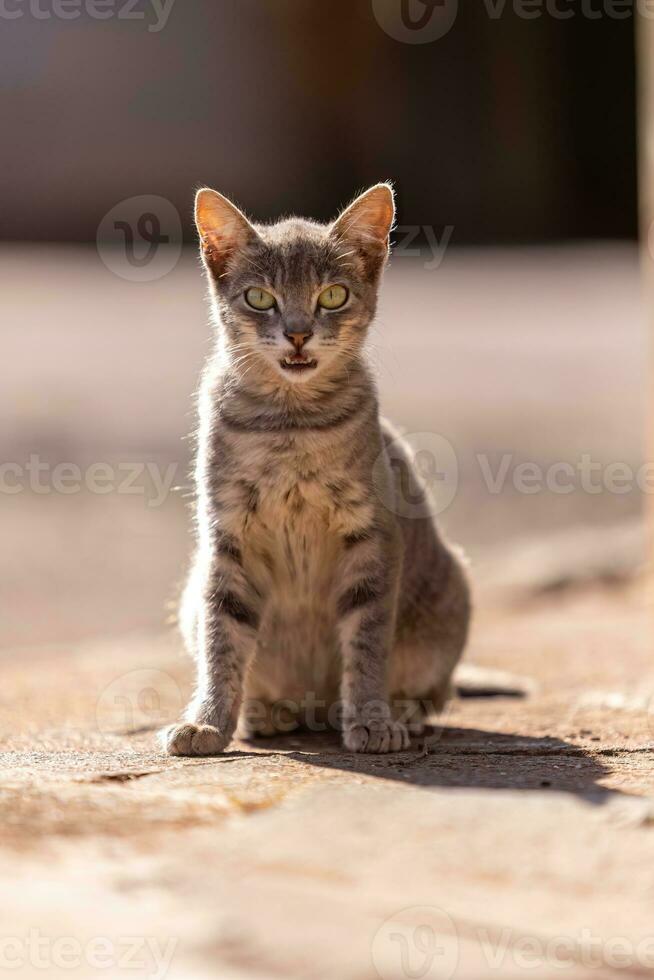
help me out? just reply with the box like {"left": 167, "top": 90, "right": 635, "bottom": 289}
{"left": 284, "top": 328, "right": 313, "bottom": 350}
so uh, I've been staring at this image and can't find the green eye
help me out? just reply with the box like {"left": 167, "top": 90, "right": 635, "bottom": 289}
{"left": 318, "top": 284, "right": 348, "bottom": 310}
{"left": 245, "top": 287, "right": 276, "bottom": 311}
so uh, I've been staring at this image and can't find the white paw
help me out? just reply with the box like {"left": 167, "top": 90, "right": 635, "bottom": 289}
{"left": 343, "top": 720, "right": 410, "bottom": 754}
{"left": 161, "top": 723, "right": 230, "bottom": 757}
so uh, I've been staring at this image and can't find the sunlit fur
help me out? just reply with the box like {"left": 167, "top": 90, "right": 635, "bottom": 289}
{"left": 162, "top": 185, "right": 471, "bottom": 758}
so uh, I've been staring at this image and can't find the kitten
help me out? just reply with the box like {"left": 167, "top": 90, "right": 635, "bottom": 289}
{"left": 163, "top": 183, "right": 470, "bottom": 756}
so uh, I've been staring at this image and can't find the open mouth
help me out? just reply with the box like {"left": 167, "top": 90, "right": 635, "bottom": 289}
{"left": 280, "top": 354, "right": 318, "bottom": 372}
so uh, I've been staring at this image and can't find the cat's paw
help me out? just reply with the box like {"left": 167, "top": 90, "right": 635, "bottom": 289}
{"left": 161, "top": 723, "right": 230, "bottom": 757}
{"left": 343, "top": 719, "right": 410, "bottom": 754}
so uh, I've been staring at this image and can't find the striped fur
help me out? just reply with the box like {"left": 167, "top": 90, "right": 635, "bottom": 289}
{"left": 163, "top": 185, "right": 471, "bottom": 757}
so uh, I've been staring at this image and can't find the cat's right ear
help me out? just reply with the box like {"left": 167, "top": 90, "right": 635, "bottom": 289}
{"left": 195, "top": 188, "right": 260, "bottom": 278}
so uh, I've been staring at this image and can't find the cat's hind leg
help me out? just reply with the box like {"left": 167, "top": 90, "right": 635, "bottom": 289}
{"left": 390, "top": 694, "right": 448, "bottom": 735}
{"left": 389, "top": 650, "right": 457, "bottom": 731}
{"left": 236, "top": 699, "right": 301, "bottom": 739}
{"left": 390, "top": 552, "right": 471, "bottom": 727}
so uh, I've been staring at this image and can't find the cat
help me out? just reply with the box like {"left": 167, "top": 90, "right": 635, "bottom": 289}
{"left": 162, "top": 183, "right": 471, "bottom": 756}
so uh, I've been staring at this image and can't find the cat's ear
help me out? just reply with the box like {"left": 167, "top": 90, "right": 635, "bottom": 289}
{"left": 195, "top": 188, "right": 260, "bottom": 278}
{"left": 331, "top": 183, "right": 395, "bottom": 274}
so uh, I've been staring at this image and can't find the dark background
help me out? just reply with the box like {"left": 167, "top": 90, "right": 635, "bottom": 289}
{"left": 1, "top": 0, "right": 638, "bottom": 243}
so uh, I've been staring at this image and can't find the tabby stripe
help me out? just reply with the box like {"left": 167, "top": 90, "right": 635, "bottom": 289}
{"left": 216, "top": 590, "right": 259, "bottom": 629}
{"left": 219, "top": 394, "right": 368, "bottom": 434}
{"left": 343, "top": 527, "right": 376, "bottom": 549}
{"left": 215, "top": 533, "right": 242, "bottom": 564}
{"left": 338, "top": 577, "right": 384, "bottom": 617}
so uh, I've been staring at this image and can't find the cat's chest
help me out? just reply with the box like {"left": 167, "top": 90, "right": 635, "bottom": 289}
{"left": 215, "top": 431, "right": 374, "bottom": 544}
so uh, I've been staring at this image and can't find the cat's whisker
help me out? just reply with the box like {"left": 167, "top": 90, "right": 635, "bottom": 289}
{"left": 167, "top": 185, "right": 466, "bottom": 760}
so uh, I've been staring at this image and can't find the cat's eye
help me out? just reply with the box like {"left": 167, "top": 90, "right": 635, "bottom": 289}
{"left": 317, "top": 285, "right": 348, "bottom": 310}
{"left": 245, "top": 287, "right": 276, "bottom": 311}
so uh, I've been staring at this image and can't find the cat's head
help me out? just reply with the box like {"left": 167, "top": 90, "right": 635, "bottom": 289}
{"left": 195, "top": 184, "right": 394, "bottom": 386}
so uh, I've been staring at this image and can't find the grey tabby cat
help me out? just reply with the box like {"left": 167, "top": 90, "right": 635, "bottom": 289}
{"left": 163, "top": 183, "right": 470, "bottom": 756}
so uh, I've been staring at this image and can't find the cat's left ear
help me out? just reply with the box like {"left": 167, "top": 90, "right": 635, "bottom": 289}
{"left": 195, "top": 188, "right": 260, "bottom": 278}
{"left": 331, "top": 183, "right": 395, "bottom": 275}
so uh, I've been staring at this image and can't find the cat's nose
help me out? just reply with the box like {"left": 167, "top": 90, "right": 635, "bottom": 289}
{"left": 283, "top": 318, "right": 314, "bottom": 350}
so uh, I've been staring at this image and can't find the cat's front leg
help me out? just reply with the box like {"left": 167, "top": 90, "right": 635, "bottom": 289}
{"left": 336, "top": 529, "right": 409, "bottom": 753}
{"left": 164, "top": 561, "right": 259, "bottom": 757}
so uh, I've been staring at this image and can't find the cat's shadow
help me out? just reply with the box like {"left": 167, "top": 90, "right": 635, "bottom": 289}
{"left": 241, "top": 725, "right": 622, "bottom": 802}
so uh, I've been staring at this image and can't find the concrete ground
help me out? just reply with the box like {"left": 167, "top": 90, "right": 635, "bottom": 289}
{"left": 0, "top": 244, "right": 650, "bottom": 978}
{"left": 0, "top": 572, "right": 651, "bottom": 979}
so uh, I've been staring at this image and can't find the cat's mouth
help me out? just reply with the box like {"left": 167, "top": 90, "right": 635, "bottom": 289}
{"left": 280, "top": 354, "right": 318, "bottom": 372}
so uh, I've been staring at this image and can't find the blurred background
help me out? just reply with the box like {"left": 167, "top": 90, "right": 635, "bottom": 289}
{"left": 0, "top": 0, "right": 644, "bottom": 650}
